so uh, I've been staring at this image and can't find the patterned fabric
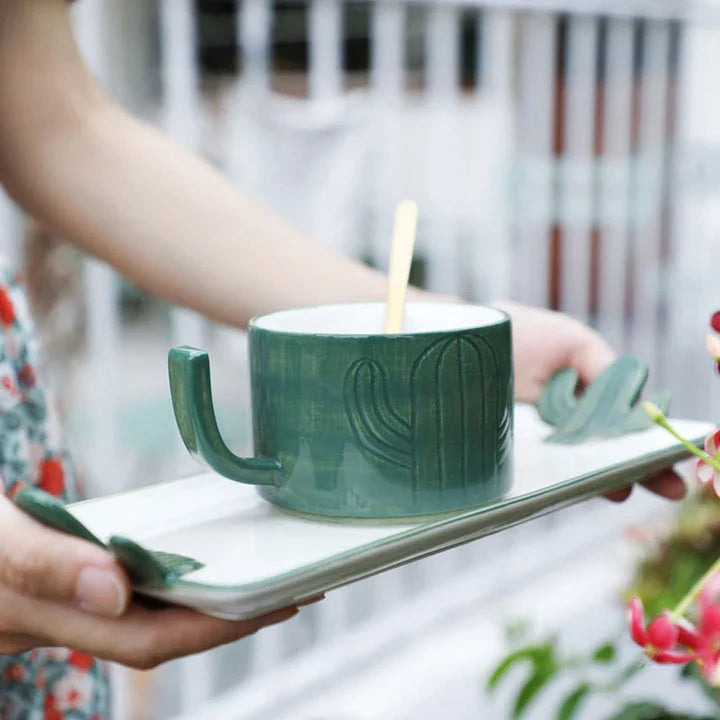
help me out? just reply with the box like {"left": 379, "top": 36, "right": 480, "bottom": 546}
{"left": 0, "top": 262, "right": 110, "bottom": 719}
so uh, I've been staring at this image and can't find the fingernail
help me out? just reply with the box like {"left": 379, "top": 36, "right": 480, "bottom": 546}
{"left": 76, "top": 567, "right": 126, "bottom": 617}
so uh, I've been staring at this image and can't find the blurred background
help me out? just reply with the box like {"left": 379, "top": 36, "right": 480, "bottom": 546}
{"left": 3, "top": 0, "right": 720, "bottom": 717}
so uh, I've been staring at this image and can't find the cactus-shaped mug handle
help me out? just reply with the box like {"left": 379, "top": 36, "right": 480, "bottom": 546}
{"left": 168, "top": 346, "right": 283, "bottom": 486}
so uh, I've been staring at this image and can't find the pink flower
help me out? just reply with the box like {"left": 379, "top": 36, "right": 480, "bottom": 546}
{"left": 709, "top": 333, "right": 720, "bottom": 361}
{"left": 700, "top": 570, "right": 720, "bottom": 609}
{"left": 629, "top": 597, "right": 699, "bottom": 664}
{"left": 696, "top": 428, "right": 720, "bottom": 494}
{"left": 701, "top": 603, "right": 720, "bottom": 646}
{"left": 708, "top": 333, "right": 720, "bottom": 375}
{"left": 689, "top": 573, "right": 720, "bottom": 682}
{"left": 712, "top": 311, "right": 720, "bottom": 333}
{"left": 628, "top": 576, "right": 720, "bottom": 684}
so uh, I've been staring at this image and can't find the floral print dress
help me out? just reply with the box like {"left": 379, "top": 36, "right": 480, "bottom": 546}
{"left": 0, "top": 263, "right": 110, "bottom": 719}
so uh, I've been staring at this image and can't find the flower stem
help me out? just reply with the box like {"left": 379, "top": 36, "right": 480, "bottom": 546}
{"left": 643, "top": 403, "right": 720, "bottom": 474}
{"left": 643, "top": 403, "right": 720, "bottom": 620}
{"left": 671, "top": 555, "right": 720, "bottom": 621}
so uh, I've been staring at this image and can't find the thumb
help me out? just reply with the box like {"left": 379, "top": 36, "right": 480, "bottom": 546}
{"left": 570, "top": 326, "right": 616, "bottom": 387}
{"left": 0, "top": 497, "right": 130, "bottom": 617}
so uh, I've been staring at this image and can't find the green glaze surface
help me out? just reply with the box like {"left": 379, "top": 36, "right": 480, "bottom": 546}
{"left": 109, "top": 537, "right": 203, "bottom": 586}
{"left": 14, "top": 487, "right": 105, "bottom": 546}
{"left": 168, "top": 307, "right": 513, "bottom": 519}
{"left": 537, "top": 356, "right": 671, "bottom": 444}
{"left": 13, "top": 487, "right": 203, "bottom": 588}
{"left": 168, "top": 347, "right": 282, "bottom": 485}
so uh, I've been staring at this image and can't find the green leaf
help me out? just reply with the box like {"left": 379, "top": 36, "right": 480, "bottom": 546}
{"left": 617, "top": 660, "right": 646, "bottom": 683}
{"left": 605, "top": 701, "right": 717, "bottom": 720}
{"left": 503, "top": 618, "right": 532, "bottom": 646}
{"left": 593, "top": 643, "right": 617, "bottom": 664}
{"left": 513, "top": 667, "right": 556, "bottom": 719}
{"left": 487, "top": 644, "right": 554, "bottom": 691}
{"left": 557, "top": 683, "right": 590, "bottom": 720}
{"left": 606, "top": 702, "right": 672, "bottom": 720}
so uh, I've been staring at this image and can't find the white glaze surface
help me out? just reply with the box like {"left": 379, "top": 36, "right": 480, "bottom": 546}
{"left": 249, "top": 302, "right": 506, "bottom": 335}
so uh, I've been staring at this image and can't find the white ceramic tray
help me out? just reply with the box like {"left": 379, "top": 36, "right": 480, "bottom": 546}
{"left": 54, "top": 405, "right": 712, "bottom": 618}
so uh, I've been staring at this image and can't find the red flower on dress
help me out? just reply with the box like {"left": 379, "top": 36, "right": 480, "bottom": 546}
{"left": 0, "top": 375, "right": 21, "bottom": 402}
{"left": 68, "top": 651, "right": 94, "bottom": 671}
{"left": 18, "top": 363, "right": 36, "bottom": 388}
{"left": 38, "top": 458, "right": 65, "bottom": 498}
{"left": 43, "top": 693, "right": 63, "bottom": 720}
{"left": 54, "top": 669, "right": 93, "bottom": 711}
{"left": 0, "top": 287, "right": 15, "bottom": 327}
{"left": 2, "top": 664, "right": 24, "bottom": 682}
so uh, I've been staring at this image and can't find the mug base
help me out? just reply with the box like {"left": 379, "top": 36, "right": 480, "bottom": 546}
{"left": 265, "top": 494, "right": 510, "bottom": 525}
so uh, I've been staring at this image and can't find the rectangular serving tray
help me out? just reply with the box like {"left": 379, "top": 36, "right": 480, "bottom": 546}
{"left": 66, "top": 405, "right": 713, "bottom": 619}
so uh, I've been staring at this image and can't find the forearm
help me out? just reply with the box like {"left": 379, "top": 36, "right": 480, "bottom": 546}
{"left": 0, "top": 0, "right": 430, "bottom": 327}
{"left": 13, "top": 102, "right": 404, "bottom": 326}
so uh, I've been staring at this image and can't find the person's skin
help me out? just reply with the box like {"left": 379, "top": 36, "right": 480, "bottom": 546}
{"left": 0, "top": 0, "right": 683, "bottom": 665}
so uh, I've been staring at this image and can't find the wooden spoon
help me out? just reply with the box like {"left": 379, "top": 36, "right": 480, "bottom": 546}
{"left": 384, "top": 199, "right": 418, "bottom": 333}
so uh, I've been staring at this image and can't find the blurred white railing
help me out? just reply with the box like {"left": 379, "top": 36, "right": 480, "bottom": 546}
{"left": 2, "top": 0, "right": 720, "bottom": 716}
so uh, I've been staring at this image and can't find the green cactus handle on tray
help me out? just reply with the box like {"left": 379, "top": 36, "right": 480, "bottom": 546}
{"left": 12, "top": 486, "right": 203, "bottom": 588}
{"left": 344, "top": 334, "right": 512, "bottom": 490}
{"left": 537, "top": 355, "right": 671, "bottom": 444}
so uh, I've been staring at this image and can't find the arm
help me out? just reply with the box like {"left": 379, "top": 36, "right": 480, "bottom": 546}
{"left": 0, "top": 0, "right": 429, "bottom": 328}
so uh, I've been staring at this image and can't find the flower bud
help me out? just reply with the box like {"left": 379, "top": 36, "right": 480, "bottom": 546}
{"left": 643, "top": 401, "right": 665, "bottom": 423}
{"left": 648, "top": 614, "right": 679, "bottom": 651}
{"left": 707, "top": 334, "right": 720, "bottom": 361}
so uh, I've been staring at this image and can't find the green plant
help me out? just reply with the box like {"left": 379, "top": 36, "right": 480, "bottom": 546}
{"left": 486, "top": 629, "right": 718, "bottom": 719}
{"left": 486, "top": 492, "right": 720, "bottom": 718}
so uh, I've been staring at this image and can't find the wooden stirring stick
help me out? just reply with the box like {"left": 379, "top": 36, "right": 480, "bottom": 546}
{"left": 384, "top": 199, "right": 418, "bottom": 333}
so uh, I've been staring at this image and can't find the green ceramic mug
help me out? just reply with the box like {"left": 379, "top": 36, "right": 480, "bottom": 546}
{"left": 168, "top": 301, "right": 513, "bottom": 519}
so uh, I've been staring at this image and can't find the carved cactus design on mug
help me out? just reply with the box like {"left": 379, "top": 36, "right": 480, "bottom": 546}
{"left": 344, "top": 334, "right": 511, "bottom": 491}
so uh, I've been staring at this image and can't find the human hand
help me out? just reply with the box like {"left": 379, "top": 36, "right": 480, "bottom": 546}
{"left": 0, "top": 496, "right": 300, "bottom": 668}
{"left": 491, "top": 300, "right": 685, "bottom": 502}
